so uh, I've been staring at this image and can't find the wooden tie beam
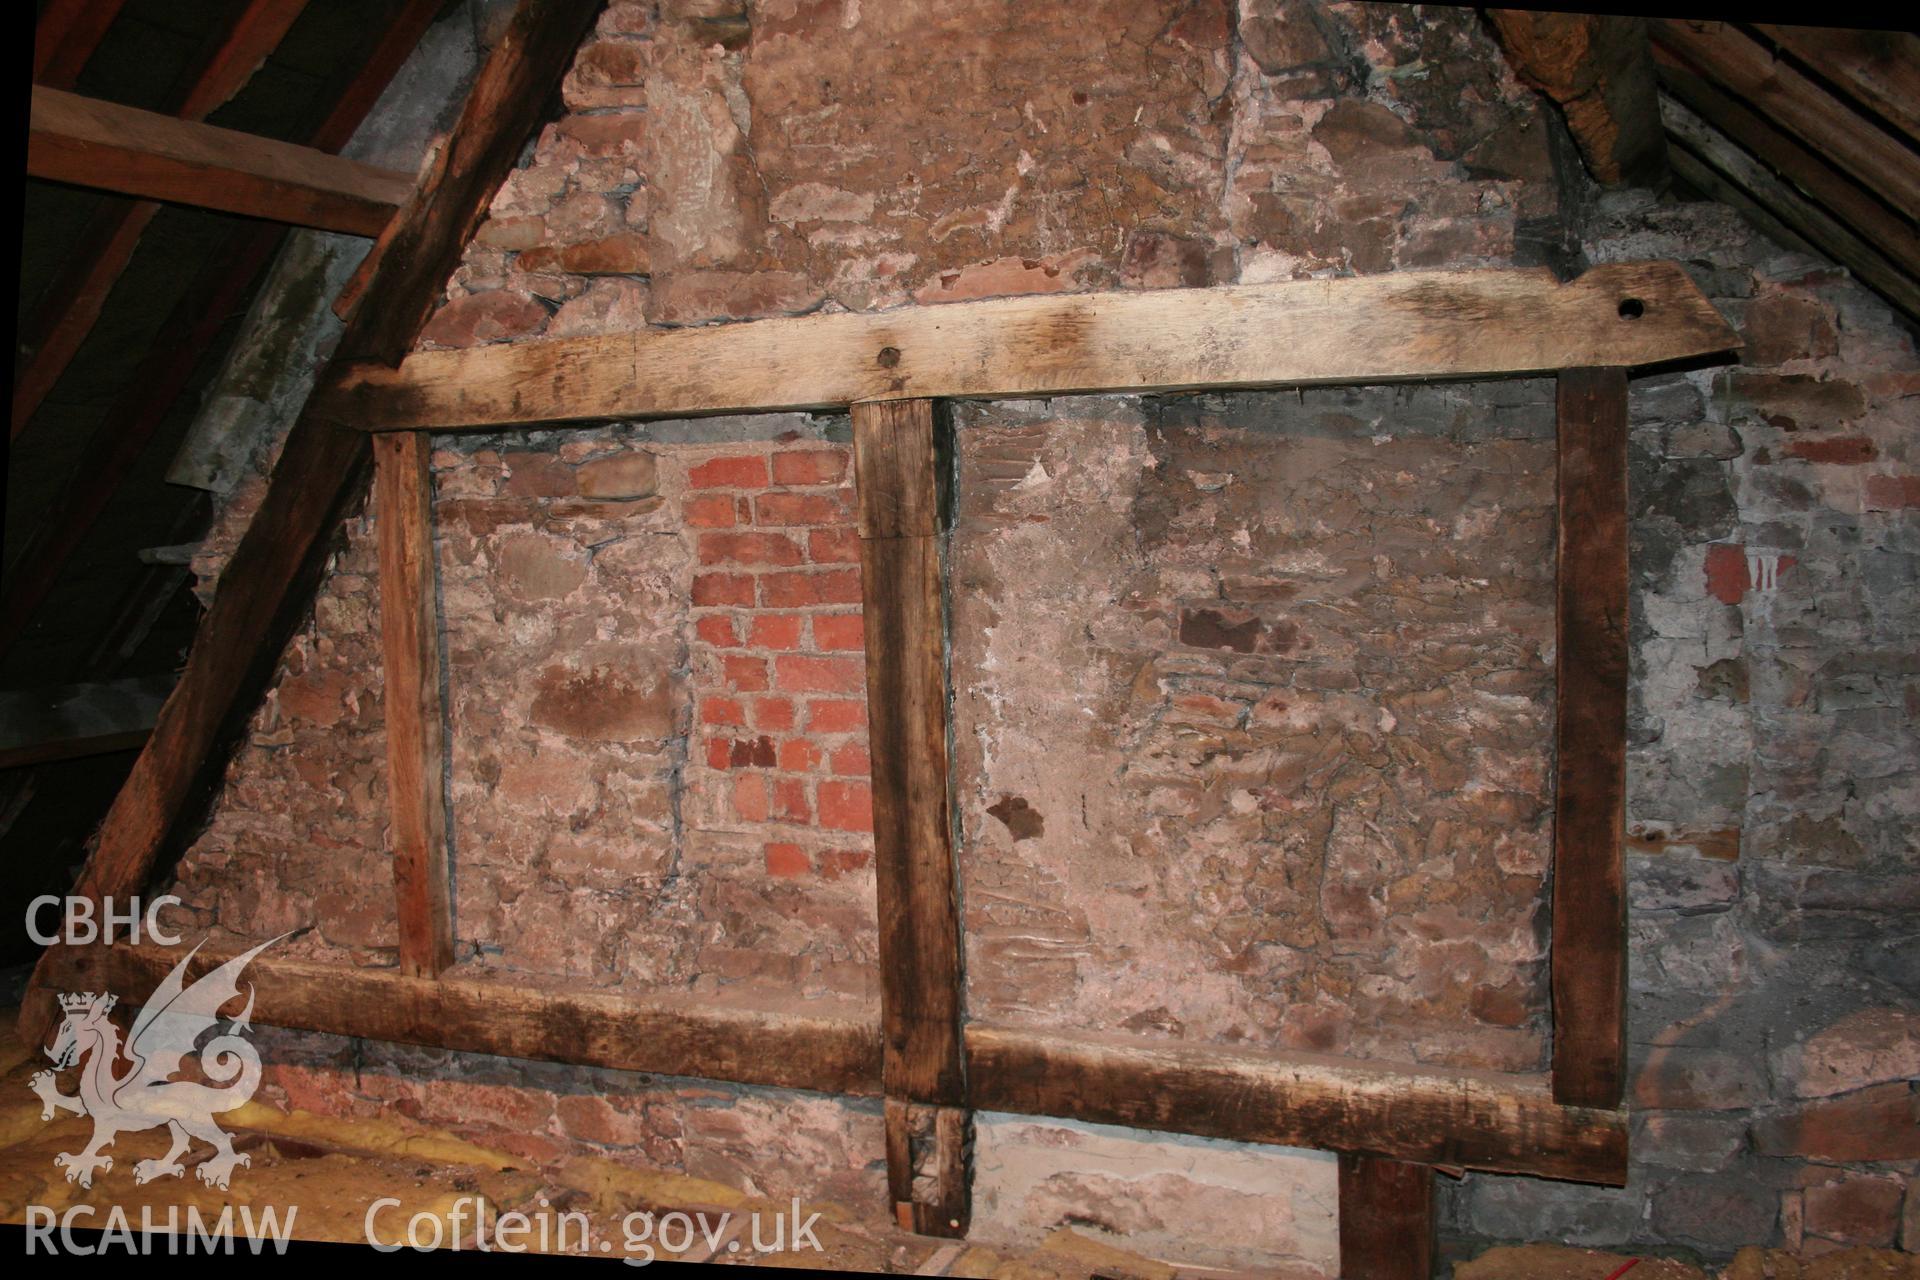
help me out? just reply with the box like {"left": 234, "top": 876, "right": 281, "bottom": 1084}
{"left": 27, "top": 233, "right": 1731, "bottom": 1274}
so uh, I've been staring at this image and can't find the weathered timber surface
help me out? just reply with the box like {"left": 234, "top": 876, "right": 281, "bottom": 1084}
{"left": 1487, "top": 11, "right": 1667, "bottom": 188}
{"left": 964, "top": 1023, "right": 1628, "bottom": 1184}
{"left": 28, "top": 87, "right": 412, "bottom": 236}
{"left": 54, "top": 943, "right": 884, "bottom": 1098}
{"left": 374, "top": 432, "right": 454, "bottom": 978}
{"left": 42, "top": 944, "right": 1627, "bottom": 1183}
{"left": 1339, "top": 1154, "right": 1436, "bottom": 1280}
{"left": 318, "top": 263, "right": 1739, "bottom": 432}
{"left": 1551, "top": 368, "right": 1630, "bottom": 1109}
{"left": 855, "top": 399, "right": 972, "bottom": 1237}
{"left": 19, "top": 0, "right": 597, "bottom": 1050}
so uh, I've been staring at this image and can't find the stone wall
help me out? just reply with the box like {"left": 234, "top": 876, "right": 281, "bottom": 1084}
{"left": 166, "top": 0, "right": 1917, "bottom": 1269}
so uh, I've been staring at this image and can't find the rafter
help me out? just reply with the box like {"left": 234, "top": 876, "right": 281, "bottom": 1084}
{"left": 12, "top": 0, "right": 311, "bottom": 440}
{"left": 1, "top": 2, "right": 447, "bottom": 659}
{"left": 20, "top": 0, "right": 603, "bottom": 1050}
{"left": 33, "top": 0, "right": 128, "bottom": 88}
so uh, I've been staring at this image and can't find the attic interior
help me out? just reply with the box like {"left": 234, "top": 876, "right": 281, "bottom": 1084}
{"left": 3, "top": 3, "right": 1917, "bottom": 1277}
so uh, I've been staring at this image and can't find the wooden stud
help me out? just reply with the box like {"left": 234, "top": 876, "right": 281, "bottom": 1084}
{"left": 1338, "top": 1155, "right": 1435, "bottom": 1280}
{"left": 316, "top": 263, "right": 1739, "bottom": 434}
{"left": 20, "top": 0, "right": 600, "bottom": 1050}
{"left": 854, "top": 398, "right": 972, "bottom": 1237}
{"left": 29, "top": 87, "right": 413, "bottom": 237}
{"left": 374, "top": 432, "right": 454, "bottom": 978}
{"left": 1551, "top": 368, "right": 1631, "bottom": 1109}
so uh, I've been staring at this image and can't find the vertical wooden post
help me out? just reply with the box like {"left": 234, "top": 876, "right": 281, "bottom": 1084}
{"left": 853, "top": 398, "right": 972, "bottom": 1238}
{"left": 1338, "top": 1155, "right": 1435, "bottom": 1280}
{"left": 1550, "top": 367, "right": 1630, "bottom": 1108}
{"left": 374, "top": 430, "right": 454, "bottom": 978}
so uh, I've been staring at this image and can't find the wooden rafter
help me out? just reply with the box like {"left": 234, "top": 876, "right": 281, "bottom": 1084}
{"left": 33, "top": 0, "right": 128, "bottom": 88}
{"left": 0, "top": 1, "right": 446, "bottom": 659}
{"left": 19, "top": 0, "right": 605, "bottom": 1048}
{"left": 1487, "top": 11, "right": 1668, "bottom": 188}
{"left": 316, "top": 263, "right": 1737, "bottom": 433}
{"left": 29, "top": 88, "right": 413, "bottom": 237}
{"left": 1653, "top": 48, "right": 1920, "bottom": 287}
{"left": 1663, "top": 95, "right": 1920, "bottom": 326}
{"left": 13, "top": 0, "right": 312, "bottom": 440}
{"left": 0, "top": 229, "right": 283, "bottom": 659}
{"left": 1651, "top": 20, "right": 1920, "bottom": 220}
{"left": 1752, "top": 24, "right": 1920, "bottom": 149}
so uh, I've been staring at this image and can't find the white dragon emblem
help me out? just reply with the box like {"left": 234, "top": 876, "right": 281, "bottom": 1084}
{"left": 30, "top": 936, "right": 282, "bottom": 1190}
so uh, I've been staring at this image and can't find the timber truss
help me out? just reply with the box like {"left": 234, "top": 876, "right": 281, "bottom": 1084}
{"left": 22, "top": 2, "right": 1744, "bottom": 1276}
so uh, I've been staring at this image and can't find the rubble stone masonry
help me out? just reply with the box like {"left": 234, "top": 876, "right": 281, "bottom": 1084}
{"left": 168, "top": 1, "right": 1917, "bottom": 1269}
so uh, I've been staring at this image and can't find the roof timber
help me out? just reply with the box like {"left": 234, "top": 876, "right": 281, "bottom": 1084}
{"left": 29, "top": 87, "right": 414, "bottom": 238}
{"left": 18, "top": 0, "right": 605, "bottom": 1051}
{"left": 315, "top": 262, "right": 1738, "bottom": 434}
{"left": 14, "top": 0, "right": 313, "bottom": 439}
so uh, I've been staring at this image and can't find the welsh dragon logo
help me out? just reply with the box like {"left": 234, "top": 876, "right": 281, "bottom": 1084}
{"left": 31, "top": 936, "right": 282, "bottom": 1190}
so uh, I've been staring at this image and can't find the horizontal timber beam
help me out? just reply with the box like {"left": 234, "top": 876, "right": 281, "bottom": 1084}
{"left": 49, "top": 942, "right": 1627, "bottom": 1185}
{"left": 54, "top": 942, "right": 883, "bottom": 1097}
{"left": 315, "top": 263, "right": 1738, "bottom": 433}
{"left": 966, "top": 1024, "right": 1626, "bottom": 1185}
{"left": 29, "top": 86, "right": 412, "bottom": 237}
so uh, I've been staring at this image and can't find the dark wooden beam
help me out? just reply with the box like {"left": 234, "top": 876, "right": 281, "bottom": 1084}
{"left": 33, "top": 0, "right": 128, "bottom": 88}
{"left": 317, "top": 264, "right": 1739, "bottom": 434}
{"left": 1487, "top": 11, "right": 1668, "bottom": 188}
{"left": 1653, "top": 47, "right": 1920, "bottom": 286}
{"left": 29, "top": 87, "right": 413, "bottom": 236}
{"left": 374, "top": 432, "right": 454, "bottom": 978}
{"left": 1339, "top": 1155, "right": 1435, "bottom": 1280}
{"left": 1752, "top": 25, "right": 1920, "bottom": 152}
{"left": 1551, "top": 368, "right": 1630, "bottom": 1110}
{"left": 45, "top": 941, "right": 1629, "bottom": 1186}
{"left": 1651, "top": 19, "right": 1920, "bottom": 220}
{"left": 12, "top": 0, "right": 312, "bottom": 439}
{"left": 0, "top": 675, "right": 175, "bottom": 770}
{"left": 854, "top": 398, "right": 972, "bottom": 1238}
{"left": 967, "top": 1023, "right": 1627, "bottom": 1185}
{"left": 20, "top": 0, "right": 603, "bottom": 1049}
{"left": 46, "top": 942, "right": 883, "bottom": 1097}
